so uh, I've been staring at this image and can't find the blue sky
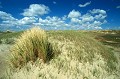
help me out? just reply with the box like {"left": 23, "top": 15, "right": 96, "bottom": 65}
{"left": 0, "top": 0, "right": 120, "bottom": 31}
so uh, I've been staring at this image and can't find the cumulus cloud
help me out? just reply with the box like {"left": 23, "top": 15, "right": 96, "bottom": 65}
{"left": 62, "top": 15, "right": 67, "bottom": 20}
{"left": 90, "top": 9, "right": 106, "bottom": 14}
{"left": 68, "top": 10, "right": 81, "bottom": 18}
{"left": 94, "top": 14, "right": 107, "bottom": 20}
{"left": 22, "top": 4, "right": 50, "bottom": 17}
{"left": 53, "top": 1, "right": 56, "bottom": 4}
{"left": 0, "top": 5, "right": 107, "bottom": 30}
{"left": 81, "top": 14, "right": 94, "bottom": 22}
{"left": 89, "top": 9, "right": 107, "bottom": 20}
{"left": 35, "top": 16, "right": 69, "bottom": 27}
{"left": 18, "top": 17, "right": 38, "bottom": 25}
{"left": 0, "top": 11, "right": 38, "bottom": 30}
{"left": 68, "top": 9, "right": 107, "bottom": 29}
{"left": 0, "top": 11, "right": 17, "bottom": 21}
{"left": 34, "top": 8, "right": 107, "bottom": 30}
{"left": 71, "top": 18, "right": 81, "bottom": 23}
{"left": 116, "top": 6, "right": 120, "bottom": 9}
{"left": 79, "top": 1, "right": 91, "bottom": 7}
{"left": 0, "top": 11, "right": 19, "bottom": 30}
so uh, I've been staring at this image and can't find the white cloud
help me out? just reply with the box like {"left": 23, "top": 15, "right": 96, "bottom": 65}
{"left": 0, "top": 11, "right": 19, "bottom": 29}
{"left": 37, "top": 16, "right": 68, "bottom": 27}
{"left": 22, "top": 4, "right": 50, "bottom": 17}
{"left": 0, "top": 7, "right": 107, "bottom": 30}
{"left": 53, "top": 1, "right": 56, "bottom": 4}
{"left": 81, "top": 14, "right": 94, "bottom": 22}
{"left": 79, "top": 1, "right": 91, "bottom": 7}
{"left": 94, "top": 14, "right": 107, "bottom": 20}
{"left": 0, "top": 11, "right": 38, "bottom": 29}
{"left": 33, "top": 16, "right": 70, "bottom": 30}
{"left": 90, "top": 9, "right": 106, "bottom": 14}
{"left": 71, "top": 18, "right": 81, "bottom": 23}
{"left": 116, "top": 6, "right": 120, "bottom": 9}
{"left": 93, "top": 21, "right": 102, "bottom": 26}
{"left": 68, "top": 9, "right": 107, "bottom": 29}
{"left": 18, "top": 17, "right": 38, "bottom": 25}
{"left": 0, "top": 11, "right": 17, "bottom": 21}
{"left": 62, "top": 15, "right": 67, "bottom": 20}
{"left": 68, "top": 10, "right": 81, "bottom": 18}
{"left": 89, "top": 9, "right": 107, "bottom": 21}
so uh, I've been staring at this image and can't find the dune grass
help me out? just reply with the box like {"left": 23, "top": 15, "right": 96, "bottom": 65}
{"left": 10, "top": 27, "right": 55, "bottom": 68}
{"left": 1, "top": 30, "right": 119, "bottom": 79}
{"left": 48, "top": 31, "right": 117, "bottom": 71}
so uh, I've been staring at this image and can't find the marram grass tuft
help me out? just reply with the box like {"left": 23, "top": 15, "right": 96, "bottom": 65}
{"left": 10, "top": 27, "right": 54, "bottom": 68}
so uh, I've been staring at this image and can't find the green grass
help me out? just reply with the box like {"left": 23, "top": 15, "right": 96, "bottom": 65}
{"left": 93, "top": 30, "right": 120, "bottom": 48}
{"left": 0, "top": 31, "right": 22, "bottom": 40}
{"left": 0, "top": 31, "right": 22, "bottom": 44}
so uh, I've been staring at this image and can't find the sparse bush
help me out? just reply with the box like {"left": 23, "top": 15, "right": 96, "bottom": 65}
{"left": 10, "top": 27, "right": 54, "bottom": 68}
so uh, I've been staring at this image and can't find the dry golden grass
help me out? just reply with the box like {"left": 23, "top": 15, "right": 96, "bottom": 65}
{"left": 10, "top": 27, "right": 54, "bottom": 68}
{"left": 2, "top": 30, "right": 119, "bottom": 79}
{"left": 4, "top": 38, "right": 119, "bottom": 79}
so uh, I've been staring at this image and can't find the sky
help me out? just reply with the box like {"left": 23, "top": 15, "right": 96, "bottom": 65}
{"left": 0, "top": 0, "right": 120, "bottom": 31}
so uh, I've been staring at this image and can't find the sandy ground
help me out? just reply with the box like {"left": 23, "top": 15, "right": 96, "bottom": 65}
{"left": 0, "top": 44, "right": 11, "bottom": 78}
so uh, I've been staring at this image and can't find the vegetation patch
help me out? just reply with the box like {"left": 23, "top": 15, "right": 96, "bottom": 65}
{"left": 0, "top": 31, "right": 22, "bottom": 44}
{"left": 0, "top": 30, "right": 119, "bottom": 79}
{"left": 10, "top": 27, "right": 55, "bottom": 68}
